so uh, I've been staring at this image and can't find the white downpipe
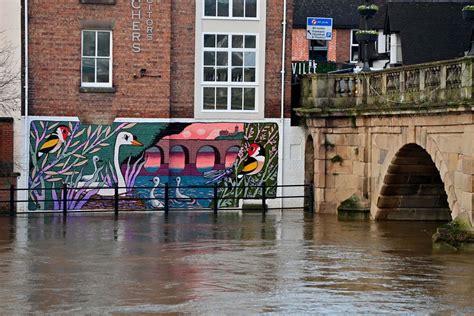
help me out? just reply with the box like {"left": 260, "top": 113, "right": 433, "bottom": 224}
{"left": 23, "top": 0, "right": 29, "bottom": 193}
{"left": 280, "top": 0, "right": 287, "bottom": 208}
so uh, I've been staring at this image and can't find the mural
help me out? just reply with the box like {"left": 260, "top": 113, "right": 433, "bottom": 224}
{"left": 29, "top": 121, "right": 279, "bottom": 211}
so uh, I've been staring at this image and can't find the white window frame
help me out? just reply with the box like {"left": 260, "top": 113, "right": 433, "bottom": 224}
{"left": 201, "top": 32, "right": 258, "bottom": 113}
{"left": 203, "top": 0, "right": 259, "bottom": 20}
{"left": 350, "top": 29, "right": 359, "bottom": 63}
{"left": 81, "top": 30, "right": 113, "bottom": 88}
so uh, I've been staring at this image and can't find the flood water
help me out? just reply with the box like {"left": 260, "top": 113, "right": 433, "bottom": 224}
{"left": 0, "top": 211, "right": 472, "bottom": 314}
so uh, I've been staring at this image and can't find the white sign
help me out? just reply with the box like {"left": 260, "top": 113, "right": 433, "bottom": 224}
{"left": 306, "top": 17, "right": 333, "bottom": 41}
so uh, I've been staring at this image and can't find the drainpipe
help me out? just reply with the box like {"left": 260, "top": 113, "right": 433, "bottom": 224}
{"left": 23, "top": 0, "right": 29, "bottom": 192}
{"left": 280, "top": 0, "right": 287, "bottom": 208}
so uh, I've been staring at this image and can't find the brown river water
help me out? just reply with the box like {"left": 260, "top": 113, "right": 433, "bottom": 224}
{"left": 0, "top": 211, "right": 472, "bottom": 314}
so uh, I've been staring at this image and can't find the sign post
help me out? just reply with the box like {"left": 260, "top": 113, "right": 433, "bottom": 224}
{"left": 306, "top": 17, "right": 333, "bottom": 41}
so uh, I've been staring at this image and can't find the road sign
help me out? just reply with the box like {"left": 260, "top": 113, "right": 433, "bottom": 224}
{"left": 306, "top": 17, "right": 333, "bottom": 41}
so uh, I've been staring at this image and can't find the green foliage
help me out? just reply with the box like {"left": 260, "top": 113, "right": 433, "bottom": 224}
{"left": 358, "top": 4, "right": 379, "bottom": 11}
{"left": 356, "top": 30, "right": 378, "bottom": 35}
{"left": 316, "top": 62, "right": 337, "bottom": 74}
{"left": 433, "top": 220, "right": 471, "bottom": 249}
{"left": 463, "top": 5, "right": 474, "bottom": 11}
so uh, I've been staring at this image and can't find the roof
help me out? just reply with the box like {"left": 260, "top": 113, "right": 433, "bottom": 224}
{"left": 384, "top": 2, "right": 472, "bottom": 64}
{"left": 293, "top": 0, "right": 387, "bottom": 29}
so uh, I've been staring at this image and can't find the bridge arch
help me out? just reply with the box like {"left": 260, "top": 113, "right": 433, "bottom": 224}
{"left": 375, "top": 142, "right": 455, "bottom": 221}
{"left": 224, "top": 145, "right": 240, "bottom": 167}
{"left": 196, "top": 145, "right": 220, "bottom": 172}
{"left": 169, "top": 145, "right": 189, "bottom": 174}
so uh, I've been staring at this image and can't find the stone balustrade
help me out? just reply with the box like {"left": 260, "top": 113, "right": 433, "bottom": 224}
{"left": 298, "top": 57, "right": 473, "bottom": 113}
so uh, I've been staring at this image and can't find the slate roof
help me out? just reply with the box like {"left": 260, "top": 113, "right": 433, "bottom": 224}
{"left": 293, "top": 0, "right": 387, "bottom": 29}
{"left": 384, "top": 2, "right": 472, "bottom": 64}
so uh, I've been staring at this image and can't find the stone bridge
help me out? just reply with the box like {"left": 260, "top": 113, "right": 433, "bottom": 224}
{"left": 297, "top": 57, "right": 474, "bottom": 225}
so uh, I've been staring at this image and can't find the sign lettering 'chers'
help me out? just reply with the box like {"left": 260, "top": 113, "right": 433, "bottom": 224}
{"left": 306, "top": 17, "right": 333, "bottom": 41}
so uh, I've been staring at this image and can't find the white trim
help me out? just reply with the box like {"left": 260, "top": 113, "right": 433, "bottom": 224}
{"left": 81, "top": 30, "right": 113, "bottom": 88}
{"left": 202, "top": 0, "right": 259, "bottom": 19}
{"left": 349, "top": 29, "right": 359, "bottom": 63}
{"left": 29, "top": 116, "right": 287, "bottom": 124}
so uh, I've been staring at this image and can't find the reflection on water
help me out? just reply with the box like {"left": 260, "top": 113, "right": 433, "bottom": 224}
{"left": 0, "top": 212, "right": 472, "bottom": 314}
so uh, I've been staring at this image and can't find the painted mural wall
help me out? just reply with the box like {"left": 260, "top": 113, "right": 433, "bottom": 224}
{"left": 29, "top": 121, "right": 279, "bottom": 211}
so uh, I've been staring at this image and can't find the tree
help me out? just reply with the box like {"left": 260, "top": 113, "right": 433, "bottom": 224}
{"left": 0, "top": 31, "right": 20, "bottom": 113}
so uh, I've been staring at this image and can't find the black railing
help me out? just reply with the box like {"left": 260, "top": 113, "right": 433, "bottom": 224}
{"left": 0, "top": 183, "right": 314, "bottom": 216}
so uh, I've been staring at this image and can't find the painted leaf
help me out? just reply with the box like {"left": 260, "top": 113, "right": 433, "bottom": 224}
{"left": 56, "top": 163, "right": 65, "bottom": 167}
{"left": 123, "top": 123, "right": 136, "bottom": 129}
{"left": 104, "top": 126, "right": 111, "bottom": 137}
{"left": 47, "top": 178, "right": 63, "bottom": 182}
{"left": 86, "top": 125, "right": 92, "bottom": 138}
{"left": 48, "top": 122, "right": 59, "bottom": 131}
{"left": 74, "top": 160, "right": 88, "bottom": 167}
{"left": 41, "top": 154, "right": 48, "bottom": 168}
{"left": 30, "top": 131, "right": 35, "bottom": 139}
{"left": 71, "top": 140, "right": 81, "bottom": 148}
{"left": 68, "top": 122, "right": 73, "bottom": 131}
{"left": 74, "top": 129, "right": 85, "bottom": 138}
{"left": 39, "top": 121, "right": 44, "bottom": 129}
{"left": 90, "top": 148, "right": 101, "bottom": 154}
{"left": 45, "top": 171, "right": 57, "bottom": 176}
{"left": 73, "top": 153, "right": 86, "bottom": 159}
{"left": 99, "top": 143, "right": 109, "bottom": 147}
{"left": 61, "top": 171, "right": 76, "bottom": 176}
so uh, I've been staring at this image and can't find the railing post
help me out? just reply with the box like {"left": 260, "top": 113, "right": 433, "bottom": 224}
{"left": 62, "top": 183, "right": 68, "bottom": 216}
{"left": 262, "top": 183, "right": 267, "bottom": 214}
{"left": 164, "top": 183, "right": 169, "bottom": 214}
{"left": 213, "top": 183, "right": 218, "bottom": 215}
{"left": 9, "top": 184, "right": 15, "bottom": 217}
{"left": 309, "top": 183, "right": 314, "bottom": 213}
{"left": 114, "top": 183, "right": 119, "bottom": 217}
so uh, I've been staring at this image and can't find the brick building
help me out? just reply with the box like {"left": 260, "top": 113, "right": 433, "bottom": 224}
{"left": 21, "top": 0, "right": 305, "bottom": 211}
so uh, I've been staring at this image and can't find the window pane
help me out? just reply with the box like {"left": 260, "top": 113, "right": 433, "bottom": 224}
{"left": 205, "top": 0, "right": 216, "bottom": 16}
{"left": 217, "top": 0, "right": 229, "bottom": 16}
{"left": 231, "top": 88, "right": 243, "bottom": 110}
{"left": 232, "top": 67, "right": 243, "bottom": 82}
{"left": 204, "top": 52, "right": 215, "bottom": 65}
{"left": 352, "top": 30, "right": 358, "bottom": 45}
{"left": 203, "top": 87, "right": 215, "bottom": 110}
{"left": 351, "top": 47, "right": 358, "bottom": 61}
{"left": 97, "top": 58, "right": 110, "bottom": 83}
{"left": 216, "top": 88, "right": 227, "bottom": 110}
{"left": 245, "top": 35, "right": 256, "bottom": 48}
{"left": 216, "top": 52, "right": 227, "bottom": 66}
{"left": 216, "top": 35, "right": 228, "bottom": 48}
{"left": 244, "top": 68, "right": 255, "bottom": 82}
{"left": 216, "top": 68, "right": 228, "bottom": 81}
{"left": 233, "top": 0, "right": 244, "bottom": 17}
{"left": 245, "top": 0, "right": 257, "bottom": 17}
{"left": 232, "top": 52, "right": 243, "bottom": 66}
{"left": 232, "top": 35, "right": 243, "bottom": 48}
{"left": 244, "top": 52, "right": 255, "bottom": 66}
{"left": 82, "top": 31, "right": 95, "bottom": 56}
{"left": 82, "top": 58, "right": 95, "bottom": 83}
{"left": 204, "top": 67, "right": 215, "bottom": 81}
{"left": 244, "top": 88, "right": 255, "bottom": 110}
{"left": 204, "top": 34, "right": 216, "bottom": 47}
{"left": 97, "top": 32, "right": 110, "bottom": 57}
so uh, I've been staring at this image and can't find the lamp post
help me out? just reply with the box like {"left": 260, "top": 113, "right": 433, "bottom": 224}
{"left": 357, "top": 0, "right": 379, "bottom": 72}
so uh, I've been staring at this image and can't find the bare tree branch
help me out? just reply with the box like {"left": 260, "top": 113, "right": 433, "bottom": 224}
{"left": 0, "top": 31, "right": 20, "bottom": 114}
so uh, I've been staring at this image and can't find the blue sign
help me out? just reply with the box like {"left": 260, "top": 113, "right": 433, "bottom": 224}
{"left": 306, "top": 17, "right": 333, "bottom": 40}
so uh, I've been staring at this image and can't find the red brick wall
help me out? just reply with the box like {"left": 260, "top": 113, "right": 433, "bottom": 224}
{"left": 328, "top": 29, "right": 351, "bottom": 63}
{"left": 265, "top": 0, "right": 293, "bottom": 118}
{"left": 28, "top": 1, "right": 172, "bottom": 123}
{"left": 170, "top": 1, "right": 195, "bottom": 118}
{"left": 292, "top": 28, "right": 308, "bottom": 61}
{"left": 0, "top": 120, "right": 13, "bottom": 173}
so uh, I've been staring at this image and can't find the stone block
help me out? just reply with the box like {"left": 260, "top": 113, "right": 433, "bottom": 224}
{"left": 327, "top": 159, "right": 353, "bottom": 175}
{"left": 353, "top": 161, "right": 366, "bottom": 177}
{"left": 336, "top": 146, "right": 352, "bottom": 160}
{"left": 461, "top": 157, "right": 474, "bottom": 175}
{"left": 335, "top": 175, "right": 359, "bottom": 189}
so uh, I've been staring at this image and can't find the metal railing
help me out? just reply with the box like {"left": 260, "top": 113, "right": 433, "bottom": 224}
{"left": 0, "top": 183, "right": 314, "bottom": 217}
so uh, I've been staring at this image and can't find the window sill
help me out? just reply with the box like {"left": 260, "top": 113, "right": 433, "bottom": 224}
{"left": 80, "top": 0, "right": 116, "bottom": 4}
{"left": 80, "top": 86, "right": 116, "bottom": 93}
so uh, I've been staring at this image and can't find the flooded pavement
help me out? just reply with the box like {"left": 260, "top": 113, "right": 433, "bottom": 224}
{"left": 0, "top": 211, "right": 472, "bottom": 314}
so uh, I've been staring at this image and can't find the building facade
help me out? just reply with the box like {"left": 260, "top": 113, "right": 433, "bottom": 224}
{"left": 22, "top": 0, "right": 304, "bottom": 212}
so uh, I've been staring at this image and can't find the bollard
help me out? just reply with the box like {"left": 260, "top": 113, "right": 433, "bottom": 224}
{"left": 114, "top": 183, "right": 119, "bottom": 217}
{"left": 309, "top": 183, "right": 315, "bottom": 213}
{"left": 262, "top": 183, "right": 267, "bottom": 214}
{"left": 9, "top": 184, "right": 15, "bottom": 217}
{"left": 62, "top": 183, "right": 68, "bottom": 216}
{"left": 213, "top": 183, "right": 218, "bottom": 215}
{"left": 164, "top": 183, "right": 169, "bottom": 214}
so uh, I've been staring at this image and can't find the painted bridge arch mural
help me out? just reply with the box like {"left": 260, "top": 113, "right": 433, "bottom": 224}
{"left": 29, "top": 121, "right": 279, "bottom": 211}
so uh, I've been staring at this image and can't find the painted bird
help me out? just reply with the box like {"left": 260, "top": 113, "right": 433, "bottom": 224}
{"left": 37, "top": 125, "right": 71, "bottom": 159}
{"left": 203, "top": 143, "right": 266, "bottom": 183}
{"left": 237, "top": 143, "right": 266, "bottom": 178}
